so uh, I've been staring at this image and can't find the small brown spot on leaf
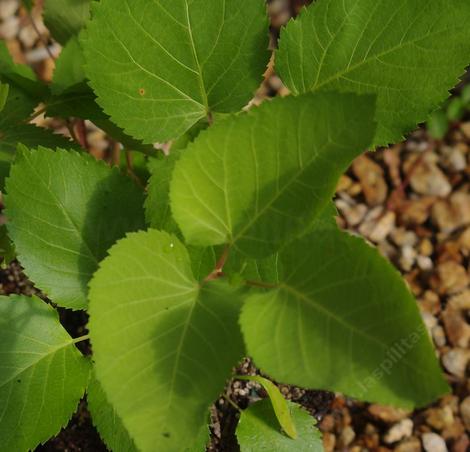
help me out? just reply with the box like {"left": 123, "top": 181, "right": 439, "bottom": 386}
{"left": 139, "top": 88, "right": 146, "bottom": 96}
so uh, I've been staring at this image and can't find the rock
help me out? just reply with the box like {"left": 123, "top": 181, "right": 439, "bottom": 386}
{"left": 368, "top": 405, "right": 410, "bottom": 423}
{"left": 422, "top": 432, "right": 447, "bottom": 452}
{"left": 460, "top": 396, "right": 470, "bottom": 430}
{"left": 352, "top": 155, "right": 388, "bottom": 206}
{"left": 431, "top": 325, "right": 447, "bottom": 348}
{"left": 409, "top": 154, "right": 452, "bottom": 197}
{"left": 392, "top": 228, "right": 418, "bottom": 247}
{"left": 322, "top": 432, "right": 336, "bottom": 452}
{"left": 460, "top": 122, "right": 470, "bottom": 140}
{"left": 419, "top": 239, "right": 434, "bottom": 257}
{"left": 437, "top": 261, "right": 469, "bottom": 295}
{"left": 448, "top": 291, "right": 470, "bottom": 310}
{"left": 394, "top": 437, "right": 422, "bottom": 452}
{"left": 359, "top": 209, "right": 396, "bottom": 243}
{"left": 448, "top": 147, "right": 467, "bottom": 171}
{"left": 339, "top": 426, "right": 356, "bottom": 447}
{"left": 400, "top": 245, "right": 418, "bottom": 271}
{"left": 458, "top": 228, "right": 470, "bottom": 255}
{"left": 384, "top": 419, "right": 414, "bottom": 444}
{"left": 425, "top": 406, "right": 454, "bottom": 430}
{"left": 336, "top": 200, "right": 368, "bottom": 226}
{"left": 0, "top": 0, "right": 18, "bottom": 20}
{"left": 419, "top": 291, "right": 441, "bottom": 315}
{"left": 432, "top": 192, "right": 470, "bottom": 234}
{"left": 441, "top": 348, "right": 470, "bottom": 378}
{"left": 337, "top": 175, "right": 353, "bottom": 192}
{"left": 401, "top": 197, "right": 436, "bottom": 225}
{"left": 417, "top": 255, "right": 433, "bottom": 271}
{"left": 451, "top": 434, "right": 469, "bottom": 452}
{"left": 442, "top": 305, "right": 470, "bottom": 348}
{"left": 0, "top": 16, "right": 19, "bottom": 39}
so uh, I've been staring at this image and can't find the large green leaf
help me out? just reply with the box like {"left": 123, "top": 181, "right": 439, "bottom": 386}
{"left": 89, "top": 230, "right": 245, "bottom": 452}
{"left": 236, "top": 400, "right": 323, "bottom": 452}
{"left": 240, "top": 228, "right": 449, "bottom": 408}
{"left": 87, "top": 374, "right": 138, "bottom": 452}
{"left": 171, "top": 93, "right": 375, "bottom": 257}
{"left": 44, "top": 0, "right": 91, "bottom": 45}
{"left": 0, "top": 295, "right": 91, "bottom": 451}
{"left": 276, "top": 0, "right": 470, "bottom": 146}
{"left": 5, "top": 147, "right": 145, "bottom": 309}
{"left": 83, "top": 0, "right": 269, "bottom": 143}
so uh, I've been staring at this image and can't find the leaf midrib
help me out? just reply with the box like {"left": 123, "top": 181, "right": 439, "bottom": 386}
{"left": 22, "top": 152, "right": 99, "bottom": 265}
{"left": 279, "top": 283, "right": 428, "bottom": 377}
{"left": 0, "top": 339, "right": 76, "bottom": 389}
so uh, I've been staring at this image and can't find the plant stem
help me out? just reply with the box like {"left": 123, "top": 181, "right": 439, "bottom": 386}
{"left": 222, "top": 393, "right": 241, "bottom": 412}
{"left": 204, "top": 245, "right": 230, "bottom": 282}
{"left": 71, "top": 334, "right": 90, "bottom": 344}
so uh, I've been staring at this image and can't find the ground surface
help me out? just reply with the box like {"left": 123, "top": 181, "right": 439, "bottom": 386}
{"left": 0, "top": 0, "right": 469, "bottom": 451}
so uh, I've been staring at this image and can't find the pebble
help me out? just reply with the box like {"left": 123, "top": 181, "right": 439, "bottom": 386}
{"left": 409, "top": 155, "right": 452, "bottom": 197}
{"left": 0, "top": 16, "right": 19, "bottom": 39}
{"left": 425, "top": 406, "right": 454, "bottom": 430}
{"left": 336, "top": 200, "right": 368, "bottom": 227}
{"left": 0, "top": 0, "right": 18, "bottom": 20}
{"left": 360, "top": 210, "right": 396, "bottom": 243}
{"left": 368, "top": 405, "right": 410, "bottom": 423}
{"left": 441, "top": 348, "right": 470, "bottom": 378}
{"left": 422, "top": 432, "right": 448, "bottom": 452}
{"left": 384, "top": 419, "right": 414, "bottom": 444}
{"left": 339, "top": 425, "right": 356, "bottom": 447}
{"left": 352, "top": 155, "right": 388, "bottom": 206}
{"left": 400, "top": 245, "right": 417, "bottom": 271}
{"left": 432, "top": 192, "right": 470, "bottom": 233}
{"left": 437, "top": 261, "right": 469, "bottom": 295}
{"left": 431, "top": 325, "right": 446, "bottom": 347}
{"left": 394, "top": 437, "right": 421, "bottom": 452}
{"left": 460, "top": 396, "right": 470, "bottom": 430}
{"left": 442, "top": 305, "right": 470, "bottom": 348}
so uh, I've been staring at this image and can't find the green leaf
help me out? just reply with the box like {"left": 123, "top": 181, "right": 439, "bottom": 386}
{"left": 44, "top": 0, "right": 91, "bottom": 45}
{"left": 89, "top": 230, "right": 245, "bottom": 452}
{"left": 237, "top": 375, "right": 297, "bottom": 439}
{"left": 236, "top": 400, "right": 323, "bottom": 452}
{"left": 87, "top": 373, "right": 138, "bottom": 452}
{"left": 0, "top": 42, "right": 47, "bottom": 101}
{"left": 0, "top": 82, "right": 8, "bottom": 112}
{"left": 83, "top": 0, "right": 270, "bottom": 143}
{"left": 240, "top": 228, "right": 449, "bottom": 408}
{"left": 446, "top": 97, "right": 464, "bottom": 121}
{"left": 427, "top": 110, "right": 448, "bottom": 140}
{"left": 0, "top": 126, "right": 80, "bottom": 188}
{"left": 0, "top": 225, "right": 15, "bottom": 267}
{"left": 276, "top": 0, "right": 470, "bottom": 146}
{"left": 0, "top": 295, "right": 91, "bottom": 451}
{"left": 5, "top": 147, "right": 145, "bottom": 309}
{"left": 145, "top": 150, "right": 181, "bottom": 233}
{"left": 51, "top": 37, "right": 86, "bottom": 95}
{"left": 45, "top": 85, "right": 155, "bottom": 154}
{"left": 170, "top": 93, "right": 375, "bottom": 257}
